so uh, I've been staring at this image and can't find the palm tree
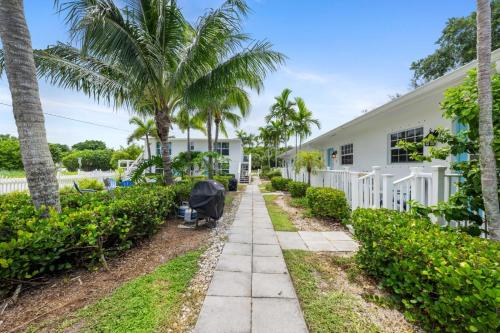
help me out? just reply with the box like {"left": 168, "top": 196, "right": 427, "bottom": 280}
{"left": 0, "top": 1, "right": 60, "bottom": 212}
{"left": 294, "top": 150, "right": 324, "bottom": 186}
{"left": 266, "top": 121, "right": 283, "bottom": 168}
{"left": 16, "top": 0, "right": 284, "bottom": 184}
{"left": 127, "top": 116, "right": 157, "bottom": 172}
{"left": 236, "top": 129, "right": 250, "bottom": 148}
{"left": 266, "top": 88, "right": 296, "bottom": 148}
{"left": 174, "top": 106, "right": 205, "bottom": 171}
{"left": 258, "top": 126, "right": 273, "bottom": 168}
{"left": 292, "top": 97, "right": 321, "bottom": 155}
{"left": 476, "top": 0, "right": 500, "bottom": 239}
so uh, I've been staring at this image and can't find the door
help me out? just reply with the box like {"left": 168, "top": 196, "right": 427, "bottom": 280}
{"left": 326, "top": 147, "right": 335, "bottom": 170}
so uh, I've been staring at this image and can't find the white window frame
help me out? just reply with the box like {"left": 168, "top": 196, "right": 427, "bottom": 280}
{"left": 340, "top": 144, "right": 353, "bottom": 165}
{"left": 389, "top": 127, "right": 424, "bottom": 163}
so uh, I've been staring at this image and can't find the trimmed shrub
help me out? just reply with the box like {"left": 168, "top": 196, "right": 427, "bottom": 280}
{"left": 214, "top": 175, "right": 232, "bottom": 191}
{"left": 288, "top": 181, "right": 309, "bottom": 198}
{"left": 264, "top": 169, "right": 281, "bottom": 180}
{"left": 352, "top": 209, "right": 500, "bottom": 332}
{"left": 305, "top": 187, "right": 350, "bottom": 222}
{"left": 77, "top": 178, "right": 104, "bottom": 191}
{"left": 62, "top": 149, "right": 113, "bottom": 171}
{"left": 171, "top": 180, "right": 194, "bottom": 204}
{"left": 271, "top": 176, "right": 290, "bottom": 191}
{"left": 0, "top": 185, "right": 176, "bottom": 290}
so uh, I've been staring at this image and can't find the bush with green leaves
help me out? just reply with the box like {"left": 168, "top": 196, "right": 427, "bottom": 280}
{"left": 287, "top": 181, "right": 309, "bottom": 198}
{"left": 352, "top": 208, "right": 500, "bottom": 332}
{"left": 213, "top": 175, "right": 232, "bottom": 191}
{"left": 77, "top": 178, "right": 104, "bottom": 191}
{"left": 264, "top": 169, "right": 281, "bottom": 180}
{"left": 0, "top": 185, "right": 176, "bottom": 291}
{"left": 171, "top": 180, "right": 194, "bottom": 204}
{"left": 270, "top": 176, "right": 290, "bottom": 191}
{"left": 0, "top": 136, "right": 22, "bottom": 170}
{"left": 305, "top": 187, "right": 350, "bottom": 222}
{"left": 62, "top": 149, "right": 113, "bottom": 171}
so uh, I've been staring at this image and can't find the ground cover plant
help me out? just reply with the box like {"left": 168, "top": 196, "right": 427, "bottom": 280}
{"left": 263, "top": 194, "right": 297, "bottom": 231}
{"left": 352, "top": 208, "right": 500, "bottom": 332}
{"left": 0, "top": 184, "right": 190, "bottom": 293}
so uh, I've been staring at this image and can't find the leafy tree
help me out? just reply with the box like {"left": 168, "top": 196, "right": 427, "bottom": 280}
{"left": 410, "top": 0, "right": 499, "bottom": 87}
{"left": 62, "top": 149, "right": 113, "bottom": 171}
{"left": 20, "top": 0, "right": 283, "bottom": 185}
{"left": 72, "top": 140, "right": 107, "bottom": 151}
{"left": 0, "top": 1, "right": 60, "bottom": 211}
{"left": 49, "top": 143, "right": 70, "bottom": 163}
{"left": 110, "top": 144, "right": 142, "bottom": 169}
{"left": 476, "top": 0, "right": 500, "bottom": 239}
{"left": 0, "top": 136, "right": 22, "bottom": 170}
{"left": 398, "top": 70, "right": 499, "bottom": 236}
{"left": 294, "top": 150, "right": 324, "bottom": 186}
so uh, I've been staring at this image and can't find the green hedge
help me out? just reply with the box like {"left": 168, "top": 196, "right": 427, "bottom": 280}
{"left": 352, "top": 209, "right": 500, "bottom": 332}
{"left": 287, "top": 181, "right": 309, "bottom": 198}
{"left": 213, "top": 175, "right": 232, "bottom": 191}
{"left": 271, "top": 176, "right": 290, "bottom": 191}
{"left": 305, "top": 187, "right": 350, "bottom": 222}
{"left": 62, "top": 149, "right": 113, "bottom": 171}
{"left": 0, "top": 185, "right": 177, "bottom": 290}
{"left": 78, "top": 178, "right": 104, "bottom": 191}
{"left": 264, "top": 169, "right": 281, "bottom": 180}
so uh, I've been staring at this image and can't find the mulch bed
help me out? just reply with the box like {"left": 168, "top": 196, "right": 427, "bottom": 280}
{"left": 0, "top": 220, "right": 211, "bottom": 333}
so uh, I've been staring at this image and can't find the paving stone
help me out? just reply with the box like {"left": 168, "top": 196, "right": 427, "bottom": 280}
{"left": 207, "top": 271, "right": 251, "bottom": 297}
{"left": 332, "top": 240, "right": 359, "bottom": 252}
{"left": 228, "top": 233, "right": 252, "bottom": 244}
{"left": 222, "top": 242, "right": 252, "bottom": 256}
{"left": 252, "top": 298, "right": 308, "bottom": 333}
{"left": 253, "top": 233, "right": 278, "bottom": 245}
{"left": 216, "top": 254, "right": 252, "bottom": 272}
{"left": 304, "top": 240, "right": 336, "bottom": 251}
{"left": 195, "top": 296, "right": 251, "bottom": 333}
{"left": 252, "top": 273, "right": 296, "bottom": 298}
{"left": 298, "top": 231, "right": 329, "bottom": 242}
{"left": 253, "top": 244, "right": 282, "bottom": 257}
{"left": 253, "top": 256, "right": 288, "bottom": 274}
{"left": 229, "top": 226, "right": 252, "bottom": 234}
{"left": 276, "top": 232, "right": 308, "bottom": 250}
{"left": 322, "top": 231, "right": 353, "bottom": 241}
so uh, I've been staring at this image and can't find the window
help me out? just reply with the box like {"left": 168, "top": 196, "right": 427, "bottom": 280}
{"left": 341, "top": 144, "right": 353, "bottom": 165}
{"left": 326, "top": 147, "right": 335, "bottom": 169}
{"left": 215, "top": 142, "right": 229, "bottom": 156}
{"left": 156, "top": 142, "right": 172, "bottom": 156}
{"left": 190, "top": 143, "right": 195, "bottom": 151}
{"left": 390, "top": 127, "right": 423, "bottom": 163}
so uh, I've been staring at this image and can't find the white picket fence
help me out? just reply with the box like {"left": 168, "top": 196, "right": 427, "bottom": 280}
{"left": 0, "top": 170, "right": 116, "bottom": 194}
{"left": 282, "top": 165, "right": 462, "bottom": 223}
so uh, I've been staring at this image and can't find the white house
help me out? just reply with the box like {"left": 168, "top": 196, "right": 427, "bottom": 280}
{"left": 279, "top": 49, "right": 500, "bottom": 216}
{"left": 122, "top": 137, "right": 251, "bottom": 182}
{"left": 282, "top": 48, "right": 500, "bottom": 180}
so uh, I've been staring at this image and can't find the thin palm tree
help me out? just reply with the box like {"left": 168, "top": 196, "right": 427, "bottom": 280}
{"left": 174, "top": 106, "right": 206, "bottom": 169}
{"left": 127, "top": 116, "right": 158, "bottom": 172}
{"left": 266, "top": 88, "right": 296, "bottom": 148}
{"left": 266, "top": 121, "right": 283, "bottom": 168}
{"left": 0, "top": 1, "right": 60, "bottom": 212}
{"left": 12, "top": 0, "right": 284, "bottom": 184}
{"left": 476, "top": 0, "right": 500, "bottom": 239}
{"left": 258, "top": 126, "right": 273, "bottom": 168}
{"left": 236, "top": 129, "right": 251, "bottom": 148}
{"left": 292, "top": 97, "right": 321, "bottom": 154}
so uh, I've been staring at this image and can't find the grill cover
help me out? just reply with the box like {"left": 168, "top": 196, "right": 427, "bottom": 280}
{"left": 189, "top": 180, "right": 225, "bottom": 220}
{"left": 228, "top": 177, "right": 238, "bottom": 191}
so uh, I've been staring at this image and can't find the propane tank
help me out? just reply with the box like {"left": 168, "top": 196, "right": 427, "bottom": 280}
{"left": 178, "top": 201, "right": 189, "bottom": 218}
{"left": 184, "top": 208, "right": 198, "bottom": 223}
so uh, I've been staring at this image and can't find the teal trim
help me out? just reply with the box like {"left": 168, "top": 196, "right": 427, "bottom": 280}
{"left": 326, "top": 147, "right": 334, "bottom": 169}
{"left": 156, "top": 142, "right": 171, "bottom": 156}
{"left": 452, "top": 120, "right": 468, "bottom": 163}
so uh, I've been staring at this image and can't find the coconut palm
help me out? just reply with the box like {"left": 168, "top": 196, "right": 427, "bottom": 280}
{"left": 173, "top": 106, "right": 206, "bottom": 171}
{"left": 292, "top": 97, "right": 320, "bottom": 155}
{"left": 476, "top": 0, "right": 500, "bottom": 239}
{"left": 266, "top": 88, "right": 296, "bottom": 148}
{"left": 12, "top": 0, "right": 284, "bottom": 184}
{"left": 127, "top": 116, "right": 158, "bottom": 164}
{"left": 294, "top": 150, "right": 324, "bottom": 186}
{"left": 0, "top": 1, "right": 60, "bottom": 212}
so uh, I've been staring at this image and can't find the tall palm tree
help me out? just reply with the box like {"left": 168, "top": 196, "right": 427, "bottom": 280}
{"left": 174, "top": 106, "right": 206, "bottom": 167}
{"left": 292, "top": 97, "right": 321, "bottom": 155}
{"left": 476, "top": 0, "right": 500, "bottom": 239}
{"left": 258, "top": 126, "right": 273, "bottom": 168}
{"left": 236, "top": 129, "right": 251, "bottom": 148}
{"left": 12, "top": 0, "right": 284, "bottom": 184}
{"left": 0, "top": 1, "right": 60, "bottom": 212}
{"left": 127, "top": 116, "right": 158, "bottom": 169}
{"left": 266, "top": 88, "right": 296, "bottom": 148}
{"left": 266, "top": 121, "right": 282, "bottom": 168}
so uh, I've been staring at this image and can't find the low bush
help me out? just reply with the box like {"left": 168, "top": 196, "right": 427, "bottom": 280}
{"left": 171, "top": 180, "right": 194, "bottom": 204}
{"left": 78, "top": 178, "right": 104, "bottom": 191}
{"left": 288, "top": 181, "right": 309, "bottom": 198}
{"left": 213, "top": 175, "right": 232, "bottom": 191}
{"left": 352, "top": 209, "right": 500, "bottom": 332}
{"left": 289, "top": 196, "right": 308, "bottom": 209}
{"left": 0, "top": 185, "right": 176, "bottom": 290}
{"left": 305, "top": 187, "right": 350, "bottom": 222}
{"left": 264, "top": 169, "right": 281, "bottom": 180}
{"left": 62, "top": 149, "right": 113, "bottom": 171}
{"left": 271, "top": 176, "right": 290, "bottom": 191}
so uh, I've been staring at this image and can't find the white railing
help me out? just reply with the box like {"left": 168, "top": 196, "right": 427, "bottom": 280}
{"left": 281, "top": 165, "right": 463, "bottom": 225}
{"left": 0, "top": 170, "right": 116, "bottom": 194}
{"left": 120, "top": 153, "right": 145, "bottom": 179}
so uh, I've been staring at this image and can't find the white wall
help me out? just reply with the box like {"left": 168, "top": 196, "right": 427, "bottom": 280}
{"left": 147, "top": 138, "right": 243, "bottom": 177}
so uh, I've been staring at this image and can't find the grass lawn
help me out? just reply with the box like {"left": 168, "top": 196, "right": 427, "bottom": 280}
{"left": 283, "top": 250, "right": 378, "bottom": 333}
{"left": 263, "top": 194, "right": 297, "bottom": 231}
{"left": 34, "top": 249, "right": 203, "bottom": 333}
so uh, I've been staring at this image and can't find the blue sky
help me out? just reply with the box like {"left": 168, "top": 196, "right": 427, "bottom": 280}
{"left": 0, "top": 0, "right": 476, "bottom": 148}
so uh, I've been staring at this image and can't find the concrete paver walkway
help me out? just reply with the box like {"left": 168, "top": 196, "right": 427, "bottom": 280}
{"left": 276, "top": 231, "right": 358, "bottom": 252}
{"left": 195, "top": 184, "right": 308, "bottom": 333}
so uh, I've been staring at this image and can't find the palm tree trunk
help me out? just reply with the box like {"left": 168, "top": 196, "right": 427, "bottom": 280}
{"left": 207, "top": 110, "right": 214, "bottom": 179}
{"left": 154, "top": 107, "right": 173, "bottom": 185}
{"left": 214, "top": 119, "right": 220, "bottom": 176}
{"left": 476, "top": 0, "right": 500, "bottom": 240}
{"left": 294, "top": 134, "right": 298, "bottom": 180}
{"left": 145, "top": 133, "right": 152, "bottom": 173}
{"left": 187, "top": 125, "right": 192, "bottom": 176}
{"left": 0, "top": 0, "right": 60, "bottom": 212}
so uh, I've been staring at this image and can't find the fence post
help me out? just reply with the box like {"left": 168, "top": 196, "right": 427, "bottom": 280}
{"left": 381, "top": 174, "right": 394, "bottom": 209}
{"left": 372, "top": 166, "right": 381, "bottom": 208}
{"left": 350, "top": 172, "right": 360, "bottom": 209}
{"left": 431, "top": 166, "right": 446, "bottom": 205}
